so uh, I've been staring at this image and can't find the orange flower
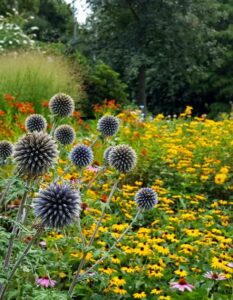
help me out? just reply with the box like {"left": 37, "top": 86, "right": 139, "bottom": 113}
{"left": 0, "top": 110, "right": 5, "bottom": 116}
{"left": 15, "top": 102, "right": 35, "bottom": 114}
{"left": 42, "top": 100, "right": 49, "bottom": 107}
{"left": 4, "top": 94, "right": 15, "bottom": 102}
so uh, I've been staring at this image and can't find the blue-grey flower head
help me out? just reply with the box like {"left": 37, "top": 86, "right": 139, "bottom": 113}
{"left": 55, "top": 125, "right": 75, "bottom": 145}
{"left": 49, "top": 93, "right": 75, "bottom": 117}
{"left": 135, "top": 188, "right": 158, "bottom": 210}
{"left": 13, "top": 132, "right": 58, "bottom": 177}
{"left": 33, "top": 182, "right": 81, "bottom": 228}
{"left": 97, "top": 115, "right": 120, "bottom": 137}
{"left": 70, "top": 144, "right": 94, "bottom": 168}
{"left": 109, "top": 144, "right": 137, "bottom": 173}
{"left": 103, "top": 146, "right": 114, "bottom": 166}
{"left": 0, "top": 141, "right": 13, "bottom": 161}
{"left": 25, "top": 114, "right": 47, "bottom": 133}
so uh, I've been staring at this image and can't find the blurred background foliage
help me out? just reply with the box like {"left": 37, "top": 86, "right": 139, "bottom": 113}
{"left": 0, "top": 0, "right": 233, "bottom": 118}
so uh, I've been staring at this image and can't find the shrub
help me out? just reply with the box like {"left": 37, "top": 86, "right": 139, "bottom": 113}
{"left": 74, "top": 53, "right": 129, "bottom": 116}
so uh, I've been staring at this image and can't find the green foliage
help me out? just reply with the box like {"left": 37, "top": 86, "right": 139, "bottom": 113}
{"left": 25, "top": 0, "right": 74, "bottom": 42}
{"left": 84, "top": 0, "right": 221, "bottom": 114}
{"left": 74, "top": 52, "right": 129, "bottom": 116}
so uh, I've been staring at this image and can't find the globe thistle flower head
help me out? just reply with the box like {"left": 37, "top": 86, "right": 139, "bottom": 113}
{"left": 109, "top": 144, "right": 137, "bottom": 173}
{"left": 13, "top": 132, "right": 58, "bottom": 178}
{"left": 54, "top": 125, "right": 75, "bottom": 145}
{"left": 25, "top": 114, "right": 47, "bottom": 133}
{"left": 103, "top": 146, "right": 114, "bottom": 166}
{"left": 70, "top": 144, "right": 94, "bottom": 168}
{"left": 0, "top": 141, "right": 13, "bottom": 161}
{"left": 97, "top": 115, "right": 120, "bottom": 137}
{"left": 49, "top": 93, "right": 75, "bottom": 117}
{"left": 135, "top": 188, "right": 158, "bottom": 210}
{"left": 33, "top": 182, "right": 81, "bottom": 228}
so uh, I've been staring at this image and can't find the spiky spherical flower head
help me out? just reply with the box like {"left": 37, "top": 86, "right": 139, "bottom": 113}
{"left": 97, "top": 115, "right": 120, "bottom": 137}
{"left": 33, "top": 182, "right": 81, "bottom": 228}
{"left": 135, "top": 188, "right": 158, "bottom": 210}
{"left": 25, "top": 114, "right": 47, "bottom": 133}
{"left": 0, "top": 141, "right": 13, "bottom": 161}
{"left": 109, "top": 144, "right": 137, "bottom": 173}
{"left": 49, "top": 93, "right": 75, "bottom": 117}
{"left": 13, "top": 132, "right": 58, "bottom": 178}
{"left": 70, "top": 144, "right": 94, "bottom": 168}
{"left": 54, "top": 125, "right": 75, "bottom": 145}
{"left": 103, "top": 146, "right": 114, "bottom": 166}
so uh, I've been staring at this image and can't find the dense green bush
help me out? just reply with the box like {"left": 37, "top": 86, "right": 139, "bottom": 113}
{"left": 74, "top": 53, "right": 129, "bottom": 116}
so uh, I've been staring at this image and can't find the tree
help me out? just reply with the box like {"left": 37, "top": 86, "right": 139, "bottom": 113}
{"left": 83, "top": 0, "right": 221, "bottom": 114}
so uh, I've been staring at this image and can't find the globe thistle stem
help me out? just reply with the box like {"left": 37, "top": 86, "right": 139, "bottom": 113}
{"left": 90, "top": 136, "right": 99, "bottom": 148}
{"left": 50, "top": 116, "right": 58, "bottom": 136}
{"left": 0, "top": 226, "right": 43, "bottom": 300}
{"left": 2, "top": 187, "right": 30, "bottom": 272}
{"left": 68, "top": 177, "right": 120, "bottom": 297}
{"left": 79, "top": 209, "right": 143, "bottom": 280}
{"left": 0, "top": 177, "right": 14, "bottom": 207}
{"left": 77, "top": 218, "right": 86, "bottom": 247}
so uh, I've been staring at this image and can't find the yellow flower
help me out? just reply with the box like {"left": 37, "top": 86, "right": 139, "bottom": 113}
{"left": 99, "top": 267, "right": 115, "bottom": 275}
{"left": 215, "top": 173, "right": 227, "bottom": 185}
{"left": 110, "top": 276, "right": 126, "bottom": 286}
{"left": 174, "top": 269, "right": 188, "bottom": 277}
{"left": 113, "top": 286, "right": 127, "bottom": 295}
{"left": 133, "top": 291, "right": 147, "bottom": 299}
{"left": 151, "top": 288, "right": 163, "bottom": 295}
{"left": 159, "top": 296, "right": 171, "bottom": 300}
{"left": 58, "top": 272, "right": 66, "bottom": 278}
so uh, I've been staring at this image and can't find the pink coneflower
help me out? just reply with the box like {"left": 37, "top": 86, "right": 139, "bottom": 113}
{"left": 36, "top": 277, "right": 56, "bottom": 288}
{"left": 87, "top": 165, "right": 99, "bottom": 173}
{"left": 170, "top": 277, "right": 194, "bottom": 292}
{"left": 228, "top": 262, "right": 233, "bottom": 268}
{"left": 204, "top": 271, "right": 226, "bottom": 281}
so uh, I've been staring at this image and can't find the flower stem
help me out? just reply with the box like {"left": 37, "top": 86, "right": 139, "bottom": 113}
{"left": 50, "top": 116, "right": 58, "bottom": 136}
{"left": 0, "top": 176, "right": 14, "bottom": 207}
{"left": 90, "top": 136, "right": 99, "bottom": 148}
{"left": 68, "top": 177, "right": 120, "bottom": 297}
{"left": 2, "top": 189, "right": 29, "bottom": 272}
{"left": 0, "top": 226, "right": 43, "bottom": 300}
{"left": 86, "top": 167, "right": 106, "bottom": 189}
{"left": 77, "top": 218, "right": 86, "bottom": 247}
{"left": 79, "top": 209, "right": 142, "bottom": 279}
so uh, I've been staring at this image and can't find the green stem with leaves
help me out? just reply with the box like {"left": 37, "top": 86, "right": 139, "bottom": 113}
{"left": 0, "top": 226, "right": 43, "bottom": 300}
{"left": 68, "top": 177, "right": 120, "bottom": 297}
{"left": 79, "top": 209, "right": 142, "bottom": 279}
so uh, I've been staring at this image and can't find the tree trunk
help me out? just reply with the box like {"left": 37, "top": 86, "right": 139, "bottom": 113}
{"left": 137, "top": 65, "right": 148, "bottom": 116}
